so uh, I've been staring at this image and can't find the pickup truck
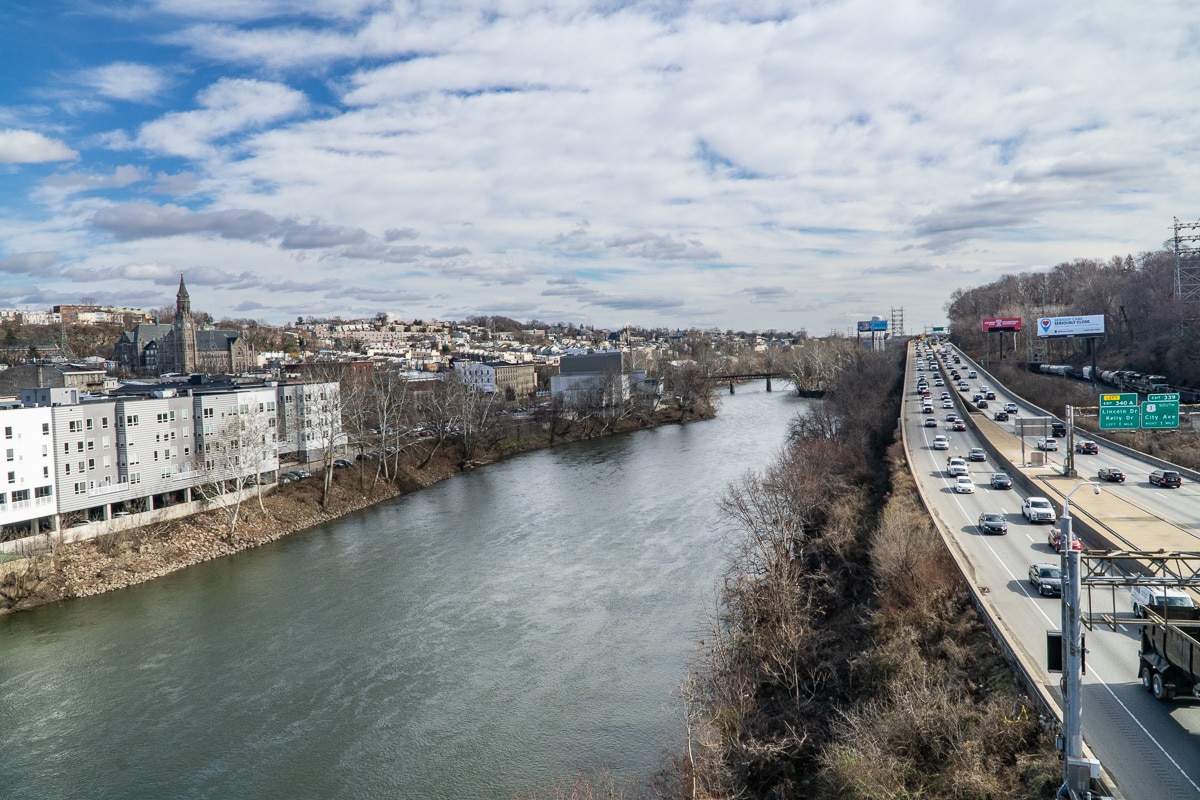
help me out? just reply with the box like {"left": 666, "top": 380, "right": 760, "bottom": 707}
{"left": 1022, "top": 496, "right": 1056, "bottom": 523}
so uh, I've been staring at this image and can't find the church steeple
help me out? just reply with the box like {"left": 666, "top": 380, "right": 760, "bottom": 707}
{"left": 172, "top": 272, "right": 198, "bottom": 374}
{"left": 177, "top": 273, "right": 191, "bottom": 315}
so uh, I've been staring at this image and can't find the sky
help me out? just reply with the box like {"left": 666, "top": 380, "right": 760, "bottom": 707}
{"left": 1, "top": 1, "right": 1198, "bottom": 335}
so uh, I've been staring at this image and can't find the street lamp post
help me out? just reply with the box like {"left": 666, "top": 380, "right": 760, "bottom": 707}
{"left": 1059, "top": 481, "right": 1101, "bottom": 799}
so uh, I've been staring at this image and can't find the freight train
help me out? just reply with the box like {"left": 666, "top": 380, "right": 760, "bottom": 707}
{"left": 1035, "top": 364, "right": 1199, "bottom": 402}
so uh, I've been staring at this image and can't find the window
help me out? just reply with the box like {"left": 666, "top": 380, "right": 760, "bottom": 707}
{"left": 63, "top": 442, "right": 70, "bottom": 454}
{"left": 5, "top": 449, "right": 12, "bottom": 462}
{"left": 102, "top": 436, "right": 110, "bottom": 449}
{"left": 126, "top": 414, "right": 139, "bottom": 426}
{"left": 88, "top": 458, "right": 95, "bottom": 471}
{"left": 69, "top": 420, "right": 82, "bottom": 432}
{"left": 0, "top": 493, "right": 6, "bottom": 505}
{"left": 74, "top": 482, "right": 86, "bottom": 495}
{"left": 101, "top": 416, "right": 109, "bottom": 428}
{"left": 35, "top": 486, "right": 52, "bottom": 499}
{"left": 12, "top": 489, "right": 28, "bottom": 503}
{"left": 6, "top": 471, "right": 13, "bottom": 484}
{"left": 43, "top": 466, "right": 49, "bottom": 478}
{"left": 86, "top": 418, "right": 94, "bottom": 430}
{"left": 129, "top": 473, "right": 141, "bottom": 485}
{"left": 4, "top": 426, "right": 11, "bottom": 439}
{"left": 87, "top": 440, "right": 94, "bottom": 451}
{"left": 128, "top": 452, "right": 139, "bottom": 465}
{"left": 65, "top": 463, "right": 71, "bottom": 475}
{"left": 78, "top": 461, "right": 85, "bottom": 473}
{"left": 203, "top": 408, "right": 214, "bottom": 419}
{"left": 103, "top": 456, "right": 111, "bottom": 469}
{"left": 42, "top": 423, "right": 50, "bottom": 435}
{"left": 41, "top": 445, "right": 47, "bottom": 457}
{"left": 76, "top": 442, "right": 84, "bottom": 453}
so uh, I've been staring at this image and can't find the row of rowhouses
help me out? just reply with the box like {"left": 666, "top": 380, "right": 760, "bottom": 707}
{"left": 0, "top": 376, "right": 340, "bottom": 543}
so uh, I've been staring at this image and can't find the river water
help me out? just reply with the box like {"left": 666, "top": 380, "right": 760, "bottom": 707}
{"left": 0, "top": 386, "right": 806, "bottom": 800}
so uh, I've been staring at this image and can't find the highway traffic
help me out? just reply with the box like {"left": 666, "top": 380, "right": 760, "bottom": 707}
{"left": 905, "top": 342, "right": 1200, "bottom": 800}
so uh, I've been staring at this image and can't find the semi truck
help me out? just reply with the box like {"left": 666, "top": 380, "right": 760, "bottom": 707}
{"left": 1138, "top": 608, "right": 1200, "bottom": 701}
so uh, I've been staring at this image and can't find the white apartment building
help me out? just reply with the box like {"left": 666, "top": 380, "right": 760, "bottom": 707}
{"left": 276, "top": 380, "right": 342, "bottom": 462}
{"left": 0, "top": 404, "right": 56, "bottom": 534}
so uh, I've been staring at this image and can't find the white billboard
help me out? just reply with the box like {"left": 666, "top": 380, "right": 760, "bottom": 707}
{"left": 1036, "top": 314, "right": 1105, "bottom": 338}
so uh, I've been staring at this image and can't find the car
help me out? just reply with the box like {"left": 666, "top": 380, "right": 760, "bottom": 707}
{"left": 1051, "top": 422, "right": 1067, "bottom": 437}
{"left": 953, "top": 355, "right": 961, "bottom": 363}
{"left": 958, "top": 381, "right": 970, "bottom": 391}
{"left": 1149, "top": 469, "right": 1182, "bottom": 488}
{"left": 922, "top": 404, "right": 934, "bottom": 414}
{"left": 932, "top": 435, "right": 949, "bottom": 450}
{"left": 985, "top": 391, "right": 996, "bottom": 400}
{"left": 934, "top": 378, "right": 944, "bottom": 386}
{"left": 946, "top": 457, "right": 968, "bottom": 476}
{"left": 923, "top": 417, "right": 938, "bottom": 427}
{"left": 990, "top": 473, "right": 1012, "bottom": 489}
{"left": 945, "top": 413, "right": 960, "bottom": 423}
{"left": 1036, "top": 437, "right": 1059, "bottom": 451}
{"left": 954, "top": 476, "right": 976, "bottom": 494}
{"left": 1004, "top": 402, "right": 1018, "bottom": 414}
{"left": 1074, "top": 440, "right": 1098, "bottom": 455}
{"left": 1097, "top": 466, "right": 1125, "bottom": 482}
{"left": 1130, "top": 585, "right": 1199, "bottom": 618}
{"left": 1022, "top": 496, "right": 1056, "bottom": 523}
{"left": 967, "top": 370, "right": 977, "bottom": 378}
{"left": 952, "top": 421, "right": 967, "bottom": 431}
{"left": 332, "top": 458, "right": 354, "bottom": 468}
{"left": 975, "top": 399, "right": 988, "bottom": 409}
{"left": 967, "top": 447, "right": 987, "bottom": 462}
{"left": 977, "top": 512, "right": 1008, "bottom": 535}
{"left": 992, "top": 410, "right": 1009, "bottom": 421}
{"left": 941, "top": 399, "right": 953, "bottom": 408}
{"left": 972, "top": 393, "right": 984, "bottom": 403}
{"left": 1028, "top": 564, "right": 1063, "bottom": 597}
{"left": 1048, "top": 527, "right": 1083, "bottom": 552}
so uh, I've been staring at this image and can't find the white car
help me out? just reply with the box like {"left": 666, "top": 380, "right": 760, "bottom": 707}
{"left": 1037, "top": 437, "right": 1059, "bottom": 451}
{"left": 932, "top": 435, "right": 949, "bottom": 450}
{"left": 1022, "top": 496, "right": 1056, "bottom": 523}
{"left": 954, "top": 476, "right": 976, "bottom": 494}
{"left": 947, "top": 457, "right": 968, "bottom": 476}
{"left": 941, "top": 399, "right": 953, "bottom": 408}
{"left": 1004, "top": 402, "right": 1018, "bottom": 413}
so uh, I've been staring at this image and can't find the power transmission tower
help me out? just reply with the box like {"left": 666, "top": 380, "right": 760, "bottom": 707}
{"left": 889, "top": 307, "right": 904, "bottom": 343}
{"left": 1173, "top": 217, "right": 1200, "bottom": 301}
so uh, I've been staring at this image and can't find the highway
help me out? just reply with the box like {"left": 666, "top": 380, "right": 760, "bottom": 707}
{"left": 905, "top": 342, "right": 1200, "bottom": 800}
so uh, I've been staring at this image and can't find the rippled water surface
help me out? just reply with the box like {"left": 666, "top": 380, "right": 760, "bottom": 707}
{"left": 0, "top": 387, "right": 806, "bottom": 799}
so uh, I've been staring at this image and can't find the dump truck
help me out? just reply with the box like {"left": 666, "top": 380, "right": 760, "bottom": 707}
{"left": 1138, "top": 607, "right": 1200, "bottom": 701}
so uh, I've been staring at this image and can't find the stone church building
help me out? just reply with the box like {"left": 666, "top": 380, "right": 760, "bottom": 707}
{"left": 114, "top": 275, "right": 254, "bottom": 376}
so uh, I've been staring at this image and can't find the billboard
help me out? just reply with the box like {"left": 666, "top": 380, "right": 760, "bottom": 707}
{"left": 1036, "top": 314, "right": 1105, "bottom": 338}
{"left": 857, "top": 320, "right": 888, "bottom": 332}
{"left": 981, "top": 317, "right": 1022, "bottom": 332}
{"left": 857, "top": 320, "right": 871, "bottom": 332}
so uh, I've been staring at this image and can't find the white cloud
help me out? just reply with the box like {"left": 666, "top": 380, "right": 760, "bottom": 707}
{"left": 79, "top": 63, "right": 170, "bottom": 102}
{"left": 0, "top": 130, "right": 78, "bottom": 163}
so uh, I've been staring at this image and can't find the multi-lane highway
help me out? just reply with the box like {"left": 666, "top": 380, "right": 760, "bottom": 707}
{"left": 904, "top": 342, "right": 1200, "bottom": 800}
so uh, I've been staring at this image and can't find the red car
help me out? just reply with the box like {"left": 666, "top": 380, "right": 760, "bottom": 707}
{"left": 1048, "top": 528, "right": 1083, "bottom": 552}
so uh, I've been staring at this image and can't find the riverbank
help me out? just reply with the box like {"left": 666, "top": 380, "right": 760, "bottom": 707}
{"left": 0, "top": 404, "right": 712, "bottom": 616}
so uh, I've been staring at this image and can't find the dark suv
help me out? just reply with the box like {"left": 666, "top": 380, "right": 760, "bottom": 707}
{"left": 1150, "top": 469, "right": 1182, "bottom": 488}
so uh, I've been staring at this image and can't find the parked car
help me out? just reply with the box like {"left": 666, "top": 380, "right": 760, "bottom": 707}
{"left": 946, "top": 457, "right": 968, "bottom": 476}
{"left": 1028, "top": 564, "right": 1063, "bottom": 597}
{"left": 1097, "top": 466, "right": 1125, "bottom": 482}
{"left": 932, "top": 435, "right": 949, "bottom": 450}
{"left": 990, "top": 473, "right": 1012, "bottom": 490}
{"left": 1074, "top": 440, "right": 1099, "bottom": 454}
{"left": 967, "top": 447, "right": 987, "bottom": 462}
{"left": 1149, "top": 469, "right": 1182, "bottom": 488}
{"left": 1048, "top": 527, "right": 1083, "bottom": 552}
{"left": 992, "top": 411, "right": 1009, "bottom": 421}
{"left": 1036, "top": 437, "right": 1059, "bottom": 451}
{"left": 954, "top": 476, "right": 976, "bottom": 494}
{"left": 1022, "top": 496, "right": 1056, "bottom": 523}
{"left": 332, "top": 458, "right": 354, "bottom": 468}
{"left": 977, "top": 512, "right": 1008, "bottom": 535}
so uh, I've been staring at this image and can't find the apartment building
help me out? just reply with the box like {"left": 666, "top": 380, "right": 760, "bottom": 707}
{"left": 0, "top": 403, "right": 56, "bottom": 534}
{"left": 276, "top": 380, "right": 341, "bottom": 462}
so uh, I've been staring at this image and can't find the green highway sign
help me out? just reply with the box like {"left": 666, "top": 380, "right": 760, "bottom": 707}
{"left": 1099, "top": 393, "right": 1140, "bottom": 430}
{"left": 1142, "top": 393, "right": 1180, "bottom": 429}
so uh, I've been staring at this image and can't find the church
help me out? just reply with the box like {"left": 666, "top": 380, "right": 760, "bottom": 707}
{"left": 114, "top": 275, "right": 255, "bottom": 376}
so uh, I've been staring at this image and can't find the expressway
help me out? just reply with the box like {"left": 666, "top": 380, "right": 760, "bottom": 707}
{"left": 905, "top": 342, "right": 1200, "bottom": 800}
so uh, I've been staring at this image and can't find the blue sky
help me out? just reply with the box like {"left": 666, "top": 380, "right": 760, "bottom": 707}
{"left": 2, "top": 1, "right": 1198, "bottom": 334}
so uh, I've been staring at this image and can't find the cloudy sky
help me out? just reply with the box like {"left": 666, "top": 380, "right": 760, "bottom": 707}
{"left": 1, "top": 1, "right": 1197, "bottom": 334}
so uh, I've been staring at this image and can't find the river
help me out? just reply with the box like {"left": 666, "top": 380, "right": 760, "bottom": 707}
{"left": 0, "top": 386, "right": 806, "bottom": 799}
